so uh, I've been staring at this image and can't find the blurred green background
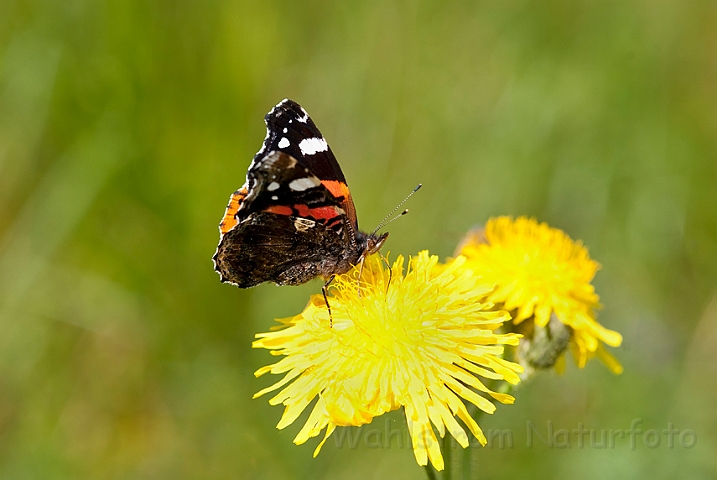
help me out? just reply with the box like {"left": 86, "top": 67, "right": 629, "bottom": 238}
{"left": 1, "top": 1, "right": 716, "bottom": 478}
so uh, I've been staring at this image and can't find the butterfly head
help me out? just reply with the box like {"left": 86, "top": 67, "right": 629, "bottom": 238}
{"left": 366, "top": 231, "right": 389, "bottom": 256}
{"left": 354, "top": 230, "right": 389, "bottom": 261}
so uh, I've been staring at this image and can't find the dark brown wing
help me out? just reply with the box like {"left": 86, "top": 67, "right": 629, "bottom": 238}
{"left": 213, "top": 212, "right": 350, "bottom": 287}
{"left": 214, "top": 99, "right": 370, "bottom": 288}
{"left": 213, "top": 151, "right": 363, "bottom": 287}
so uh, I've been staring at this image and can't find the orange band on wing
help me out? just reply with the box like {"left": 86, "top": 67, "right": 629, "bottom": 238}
{"left": 264, "top": 205, "right": 293, "bottom": 216}
{"left": 219, "top": 186, "right": 248, "bottom": 235}
{"left": 290, "top": 204, "right": 308, "bottom": 217}
{"left": 321, "top": 180, "right": 351, "bottom": 200}
{"left": 309, "top": 206, "right": 341, "bottom": 221}
{"left": 321, "top": 179, "right": 357, "bottom": 226}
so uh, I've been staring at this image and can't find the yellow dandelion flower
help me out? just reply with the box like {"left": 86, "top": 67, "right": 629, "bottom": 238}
{"left": 253, "top": 251, "right": 523, "bottom": 471}
{"left": 457, "top": 216, "right": 623, "bottom": 374}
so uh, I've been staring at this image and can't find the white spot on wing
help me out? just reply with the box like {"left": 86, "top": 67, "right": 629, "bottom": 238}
{"left": 278, "top": 137, "right": 290, "bottom": 149}
{"left": 289, "top": 177, "right": 320, "bottom": 191}
{"left": 297, "top": 107, "right": 309, "bottom": 123}
{"left": 267, "top": 181, "right": 280, "bottom": 191}
{"left": 299, "top": 137, "right": 328, "bottom": 156}
{"left": 271, "top": 195, "right": 278, "bottom": 200}
{"left": 283, "top": 128, "right": 288, "bottom": 133}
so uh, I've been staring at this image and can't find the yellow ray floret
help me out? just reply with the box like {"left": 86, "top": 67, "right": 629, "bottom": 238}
{"left": 253, "top": 251, "right": 523, "bottom": 470}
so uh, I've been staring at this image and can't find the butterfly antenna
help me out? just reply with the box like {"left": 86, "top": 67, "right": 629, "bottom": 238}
{"left": 371, "top": 184, "right": 422, "bottom": 236}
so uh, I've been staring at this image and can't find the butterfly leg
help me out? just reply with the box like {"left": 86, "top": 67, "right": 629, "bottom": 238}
{"left": 356, "top": 255, "right": 367, "bottom": 297}
{"left": 322, "top": 275, "right": 336, "bottom": 328}
{"left": 379, "top": 252, "right": 392, "bottom": 294}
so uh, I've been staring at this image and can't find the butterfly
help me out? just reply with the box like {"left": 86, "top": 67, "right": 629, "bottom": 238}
{"left": 212, "top": 99, "right": 389, "bottom": 291}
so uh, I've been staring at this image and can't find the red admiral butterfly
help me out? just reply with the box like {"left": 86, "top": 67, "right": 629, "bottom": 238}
{"left": 213, "top": 99, "right": 389, "bottom": 290}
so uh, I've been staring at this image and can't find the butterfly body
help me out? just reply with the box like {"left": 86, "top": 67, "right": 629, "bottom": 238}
{"left": 213, "top": 99, "right": 387, "bottom": 287}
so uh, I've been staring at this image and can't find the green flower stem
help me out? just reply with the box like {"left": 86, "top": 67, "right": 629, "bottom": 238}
{"left": 422, "top": 435, "right": 453, "bottom": 480}
{"left": 462, "top": 382, "right": 515, "bottom": 480}
{"left": 443, "top": 434, "right": 452, "bottom": 479}
{"left": 461, "top": 444, "right": 471, "bottom": 480}
{"left": 462, "top": 404, "right": 483, "bottom": 480}
{"left": 427, "top": 378, "right": 517, "bottom": 480}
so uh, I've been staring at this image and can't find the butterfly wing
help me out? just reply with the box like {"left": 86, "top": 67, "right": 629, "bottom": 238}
{"left": 214, "top": 211, "right": 349, "bottom": 287}
{"left": 219, "top": 99, "right": 359, "bottom": 237}
{"left": 213, "top": 151, "right": 358, "bottom": 286}
{"left": 214, "top": 99, "right": 367, "bottom": 287}
{"left": 255, "top": 99, "right": 358, "bottom": 229}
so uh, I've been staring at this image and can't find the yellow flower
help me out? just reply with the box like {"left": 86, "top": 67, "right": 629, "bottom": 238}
{"left": 253, "top": 251, "right": 523, "bottom": 471}
{"left": 457, "top": 216, "right": 623, "bottom": 374}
